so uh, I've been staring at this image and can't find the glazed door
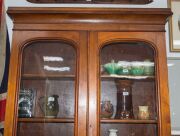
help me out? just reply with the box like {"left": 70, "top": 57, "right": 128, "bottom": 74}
{"left": 88, "top": 32, "right": 170, "bottom": 136}
{"left": 5, "top": 31, "right": 88, "bottom": 136}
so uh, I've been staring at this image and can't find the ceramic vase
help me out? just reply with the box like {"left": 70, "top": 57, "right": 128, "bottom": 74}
{"left": 39, "top": 94, "right": 59, "bottom": 118}
{"left": 138, "top": 106, "right": 150, "bottom": 120}
{"left": 100, "top": 100, "right": 114, "bottom": 118}
{"left": 109, "top": 129, "right": 118, "bottom": 136}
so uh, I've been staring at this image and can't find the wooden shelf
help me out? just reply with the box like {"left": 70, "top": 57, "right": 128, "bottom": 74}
{"left": 101, "top": 119, "right": 157, "bottom": 124}
{"left": 18, "top": 117, "right": 74, "bottom": 123}
{"left": 22, "top": 74, "right": 75, "bottom": 80}
{"left": 101, "top": 74, "right": 154, "bottom": 80}
{"left": 22, "top": 74, "right": 154, "bottom": 80}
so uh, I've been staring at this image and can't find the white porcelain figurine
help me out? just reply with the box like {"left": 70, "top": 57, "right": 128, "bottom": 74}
{"left": 109, "top": 129, "right": 118, "bottom": 136}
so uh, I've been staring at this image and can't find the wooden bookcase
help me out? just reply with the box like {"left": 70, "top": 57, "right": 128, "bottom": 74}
{"left": 4, "top": 7, "right": 172, "bottom": 136}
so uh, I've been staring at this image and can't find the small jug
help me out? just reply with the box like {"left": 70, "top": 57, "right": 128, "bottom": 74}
{"left": 138, "top": 106, "right": 150, "bottom": 120}
{"left": 39, "top": 94, "right": 59, "bottom": 118}
{"left": 109, "top": 129, "right": 118, "bottom": 136}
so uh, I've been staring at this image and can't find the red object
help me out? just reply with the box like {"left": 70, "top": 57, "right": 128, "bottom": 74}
{"left": 0, "top": 0, "right": 9, "bottom": 131}
{"left": 0, "top": 99, "right": 6, "bottom": 122}
{"left": 0, "top": 0, "right": 2, "bottom": 21}
{"left": 0, "top": 0, "right": 4, "bottom": 123}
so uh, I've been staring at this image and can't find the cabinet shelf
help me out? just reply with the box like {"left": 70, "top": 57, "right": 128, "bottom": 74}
{"left": 18, "top": 117, "right": 74, "bottom": 123}
{"left": 21, "top": 74, "right": 75, "bottom": 80}
{"left": 101, "top": 119, "right": 157, "bottom": 124}
{"left": 101, "top": 74, "right": 154, "bottom": 80}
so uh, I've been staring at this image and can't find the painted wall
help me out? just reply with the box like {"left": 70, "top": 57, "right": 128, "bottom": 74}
{"left": 168, "top": 59, "right": 180, "bottom": 134}
{"left": 0, "top": 0, "right": 6, "bottom": 87}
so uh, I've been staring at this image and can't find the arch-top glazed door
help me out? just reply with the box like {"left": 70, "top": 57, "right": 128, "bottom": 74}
{"left": 88, "top": 31, "right": 170, "bottom": 136}
{"left": 5, "top": 31, "right": 88, "bottom": 136}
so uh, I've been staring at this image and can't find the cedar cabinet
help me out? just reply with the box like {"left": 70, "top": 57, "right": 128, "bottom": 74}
{"left": 5, "top": 7, "right": 172, "bottom": 136}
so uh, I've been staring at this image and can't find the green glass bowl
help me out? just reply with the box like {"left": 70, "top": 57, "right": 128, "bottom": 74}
{"left": 117, "top": 61, "right": 131, "bottom": 75}
{"left": 131, "top": 67, "right": 144, "bottom": 75}
{"left": 104, "top": 62, "right": 119, "bottom": 75}
{"left": 131, "top": 62, "right": 144, "bottom": 76}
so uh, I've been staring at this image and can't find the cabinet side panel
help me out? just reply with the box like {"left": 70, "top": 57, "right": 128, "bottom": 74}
{"left": 156, "top": 32, "right": 171, "bottom": 136}
{"left": 4, "top": 32, "right": 22, "bottom": 136}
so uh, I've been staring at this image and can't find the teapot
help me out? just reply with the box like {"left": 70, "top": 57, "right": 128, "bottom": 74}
{"left": 39, "top": 94, "right": 59, "bottom": 118}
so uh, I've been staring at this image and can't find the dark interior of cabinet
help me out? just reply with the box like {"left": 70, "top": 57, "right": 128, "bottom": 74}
{"left": 100, "top": 42, "right": 157, "bottom": 135}
{"left": 21, "top": 79, "right": 75, "bottom": 118}
{"left": 17, "top": 41, "right": 76, "bottom": 136}
{"left": 101, "top": 80, "right": 157, "bottom": 120}
{"left": 17, "top": 123, "right": 74, "bottom": 136}
{"left": 101, "top": 123, "right": 157, "bottom": 136}
{"left": 101, "top": 42, "right": 155, "bottom": 64}
{"left": 22, "top": 41, "right": 76, "bottom": 75}
{"left": 27, "top": 0, "right": 153, "bottom": 4}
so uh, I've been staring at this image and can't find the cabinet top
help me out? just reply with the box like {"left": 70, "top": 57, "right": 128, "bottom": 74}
{"left": 7, "top": 7, "right": 172, "bottom": 31}
{"left": 8, "top": 7, "right": 172, "bottom": 15}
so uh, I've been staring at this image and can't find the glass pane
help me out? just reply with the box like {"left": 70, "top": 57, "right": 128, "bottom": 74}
{"left": 17, "top": 41, "right": 76, "bottom": 136}
{"left": 100, "top": 42, "right": 157, "bottom": 136}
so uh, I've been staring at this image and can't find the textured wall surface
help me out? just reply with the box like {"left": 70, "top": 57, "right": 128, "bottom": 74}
{"left": 0, "top": 3, "right": 6, "bottom": 87}
{"left": 168, "top": 59, "right": 180, "bottom": 133}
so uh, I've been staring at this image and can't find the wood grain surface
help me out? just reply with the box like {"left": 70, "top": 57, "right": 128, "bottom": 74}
{"left": 4, "top": 7, "right": 172, "bottom": 136}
